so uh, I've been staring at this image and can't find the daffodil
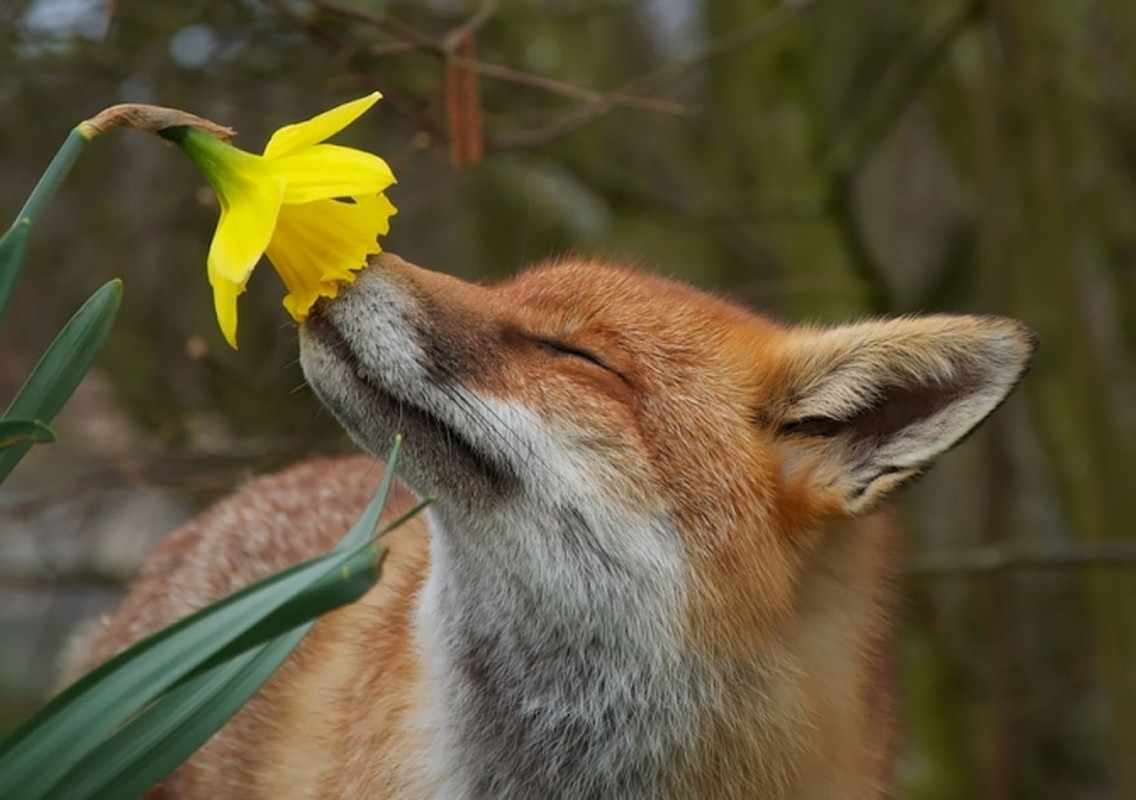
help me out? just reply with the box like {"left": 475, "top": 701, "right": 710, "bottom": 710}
{"left": 159, "top": 92, "right": 396, "bottom": 348}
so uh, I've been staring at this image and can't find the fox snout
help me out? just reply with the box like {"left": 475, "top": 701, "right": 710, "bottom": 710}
{"left": 301, "top": 257, "right": 520, "bottom": 503}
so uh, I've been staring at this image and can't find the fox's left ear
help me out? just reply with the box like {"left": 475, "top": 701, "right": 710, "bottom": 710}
{"left": 765, "top": 315, "right": 1037, "bottom": 515}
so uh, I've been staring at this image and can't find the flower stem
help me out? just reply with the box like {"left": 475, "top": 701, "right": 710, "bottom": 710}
{"left": 13, "top": 126, "right": 91, "bottom": 231}
{"left": 0, "top": 126, "right": 91, "bottom": 325}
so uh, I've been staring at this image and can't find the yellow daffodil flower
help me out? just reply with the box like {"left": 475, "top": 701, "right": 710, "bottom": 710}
{"left": 160, "top": 92, "right": 396, "bottom": 348}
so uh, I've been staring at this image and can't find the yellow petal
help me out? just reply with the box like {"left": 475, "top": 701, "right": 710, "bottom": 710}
{"left": 207, "top": 172, "right": 285, "bottom": 284}
{"left": 211, "top": 276, "right": 242, "bottom": 349}
{"left": 262, "top": 92, "right": 381, "bottom": 159}
{"left": 272, "top": 144, "right": 396, "bottom": 205}
{"left": 265, "top": 193, "right": 397, "bottom": 322}
{"left": 205, "top": 173, "right": 285, "bottom": 348}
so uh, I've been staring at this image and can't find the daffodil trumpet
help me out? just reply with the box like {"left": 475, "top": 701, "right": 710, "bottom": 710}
{"left": 158, "top": 92, "right": 396, "bottom": 348}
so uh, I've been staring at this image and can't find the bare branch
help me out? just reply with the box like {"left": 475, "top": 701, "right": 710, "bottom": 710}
{"left": 826, "top": 0, "right": 981, "bottom": 175}
{"left": 7, "top": 541, "right": 1136, "bottom": 593}
{"left": 631, "top": 0, "right": 821, "bottom": 91}
{"left": 265, "top": 0, "right": 442, "bottom": 137}
{"left": 449, "top": 57, "right": 692, "bottom": 116}
{"left": 309, "top": 0, "right": 436, "bottom": 50}
{"left": 906, "top": 542, "right": 1136, "bottom": 578}
{"left": 0, "top": 446, "right": 322, "bottom": 520}
{"left": 317, "top": 0, "right": 690, "bottom": 117}
{"left": 490, "top": 0, "right": 820, "bottom": 149}
{"left": 822, "top": 0, "right": 981, "bottom": 312}
{"left": 0, "top": 565, "right": 129, "bottom": 591}
{"left": 442, "top": 0, "right": 501, "bottom": 53}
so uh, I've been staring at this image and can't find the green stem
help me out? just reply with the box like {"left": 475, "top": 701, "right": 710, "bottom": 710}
{"left": 14, "top": 127, "right": 92, "bottom": 224}
{"left": 0, "top": 126, "right": 93, "bottom": 324}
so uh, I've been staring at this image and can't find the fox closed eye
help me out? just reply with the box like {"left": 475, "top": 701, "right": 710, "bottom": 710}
{"left": 534, "top": 336, "right": 611, "bottom": 372}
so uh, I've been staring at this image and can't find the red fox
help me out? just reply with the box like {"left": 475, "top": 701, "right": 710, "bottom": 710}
{"left": 70, "top": 253, "right": 1036, "bottom": 798}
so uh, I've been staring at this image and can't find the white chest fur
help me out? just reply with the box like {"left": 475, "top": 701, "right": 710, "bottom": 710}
{"left": 414, "top": 492, "right": 695, "bottom": 799}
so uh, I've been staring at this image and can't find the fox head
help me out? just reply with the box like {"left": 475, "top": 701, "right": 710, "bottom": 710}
{"left": 302, "top": 252, "right": 1034, "bottom": 529}
{"left": 299, "top": 252, "right": 1035, "bottom": 797}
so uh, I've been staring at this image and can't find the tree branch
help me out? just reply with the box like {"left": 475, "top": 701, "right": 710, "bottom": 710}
{"left": 823, "top": 0, "right": 982, "bottom": 313}
{"left": 6, "top": 535, "right": 1136, "bottom": 591}
{"left": 906, "top": 542, "right": 1136, "bottom": 578}
{"left": 442, "top": 0, "right": 500, "bottom": 53}
{"left": 490, "top": 0, "right": 821, "bottom": 149}
{"left": 826, "top": 0, "right": 981, "bottom": 175}
{"left": 314, "top": 0, "right": 690, "bottom": 117}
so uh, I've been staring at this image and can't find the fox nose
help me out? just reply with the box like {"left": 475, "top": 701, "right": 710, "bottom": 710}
{"left": 309, "top": 295, "right": 334, "bottom": 318}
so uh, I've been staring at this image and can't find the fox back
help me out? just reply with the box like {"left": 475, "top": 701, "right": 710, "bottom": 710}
{"left": 69, "top": 254, "right": 1036, "bottom": 799}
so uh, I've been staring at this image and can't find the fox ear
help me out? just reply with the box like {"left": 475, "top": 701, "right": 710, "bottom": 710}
{"left": 767, "top": 315, "right": 1037, "bottom": 515}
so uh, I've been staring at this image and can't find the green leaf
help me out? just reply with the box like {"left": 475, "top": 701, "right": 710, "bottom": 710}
{"left": 52, "top": 497, "right": 433, "bottom": 799}
{"left": 0, "top": 419, "right": 55, "bottom": 449}
{"left": 51, "top": 491, "right": 428, "bottom": 800}
{"left": 338, "top": 433, "right": 402, "bottom": 551}
{"left": 0, "top": 541, "right": 379, "bottom": 798}
{"left": 48, "top": 532, "right": 390, "bottom": 800}
{"left": 0, "top": 221, "right": 30, "bottom": 326}
{"left": 62, "top": 630, "right": 311, "bottom": 800}
{"left": 0, "top": 279, "right": 121, "bottom": 483}
{"left": 0, "top": 439, "right": 429, "bottom": 799}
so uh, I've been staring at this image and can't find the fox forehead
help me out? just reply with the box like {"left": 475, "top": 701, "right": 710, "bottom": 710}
{"left": 466, "top": 258, "right": 790, "bottom": 417}
{"left": 503, "top": 258, "right": 778, "bottom": 340}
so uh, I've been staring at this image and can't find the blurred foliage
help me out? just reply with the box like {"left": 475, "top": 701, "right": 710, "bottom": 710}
{"left": 2, "top": 0, "right": 1134, "bottom": 797}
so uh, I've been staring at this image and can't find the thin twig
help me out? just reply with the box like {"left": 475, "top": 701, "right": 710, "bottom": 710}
{"left": 450, "top": 57, "right": 692, "bottom": 115}
{"left": 0, "top": 446, "right": 330, "bottom": 519}
{"left": 822, "top": 0, "right": 982, "bottom": 312}
{"left": 491, "top": 0, "right": 821, "bottom": 149}
{"left": 906, "top": 542, "right": 1136, "bottom": 578}
{"left": 826, "top": 0, "right": 981, "bottom": 175}
{"left": 265, "top": 0, "right": 441, "bottom": 137}
{"left": 0, "top": 566, "right": 129, "bottom": 591}
{"left": 442, "top": 0, "right": 500, "bottom": 53}
{"left": 319, "top": 0, "right": 690, "bottom": 117}
{"left": 310, "top": 0, "right": 435, "bottom": 49}
{"left": 631, "top": 0, "right": 821, "bottom": 92}
{"left": 6, "top": 542, "right": 1136, "bottom": 592}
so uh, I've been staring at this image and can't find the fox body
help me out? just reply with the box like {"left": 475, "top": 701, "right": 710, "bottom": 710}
{"left": 71, "top": 254, "right": 1035, "bottom": 799}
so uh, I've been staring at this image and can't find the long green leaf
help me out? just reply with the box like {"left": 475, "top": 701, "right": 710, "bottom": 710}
{"left": 0, "top": 221, "right": 30, "bottom": 327}
{"left": 54, "top": 500, "right": 427, "bottom": 800}
{"left": 0, "top": 419, "right": 55, "bottom": 449}
{"left": 50, "top": 534, "right": 385, "bottom": 800}
{"left": 0, "top": 279, "right": 122, "bottom": 482}
{"left": 0, "top": 442, "right": 417, "bottom": 798}
{"left": 61, "top": 647, "right": 277, "bottom": 800}
{"left": 47, "top": 498, "right": 431, "bottom": 798}
{"left": 338, "top": 433, "right": 402, "bottom": 551}
{"left": 2, "top": 279, "right": 122, "bottom": 420}
{"left": 74, "top": 631, "right": 310, "bottom": 800}
{"left": 0, "top": 541, "right": 385, "bottom": 798}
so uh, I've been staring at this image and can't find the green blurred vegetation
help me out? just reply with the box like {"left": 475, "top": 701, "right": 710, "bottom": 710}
{"left": 2, "top": 0, "right": 1134, "bottom": 797}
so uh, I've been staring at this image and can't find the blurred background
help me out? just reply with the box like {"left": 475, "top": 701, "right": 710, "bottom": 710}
{"left": 2, "top": 0, "right": 1134, "bottom": 797}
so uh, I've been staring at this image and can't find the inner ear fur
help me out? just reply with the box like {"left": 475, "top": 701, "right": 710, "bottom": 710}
{"left": 766, "top": 315, "right": 1037, "bottom": 515}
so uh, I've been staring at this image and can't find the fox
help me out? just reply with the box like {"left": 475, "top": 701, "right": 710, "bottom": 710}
{"left": 67, "top": 252, "right": 1036, "bottom": 799}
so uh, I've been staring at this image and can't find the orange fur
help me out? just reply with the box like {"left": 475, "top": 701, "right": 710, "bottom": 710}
{"left": 67, "top": 255, "right": 1035, "bottom": 798}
